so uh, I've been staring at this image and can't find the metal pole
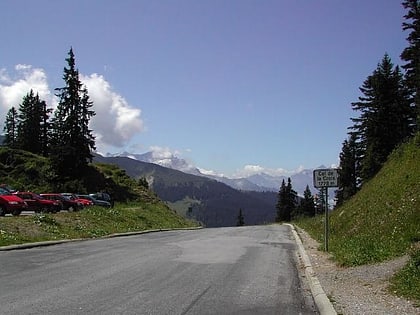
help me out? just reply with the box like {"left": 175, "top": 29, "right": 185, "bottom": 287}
{"left": 325, "top": 187, "right": 329, "bottom": 252}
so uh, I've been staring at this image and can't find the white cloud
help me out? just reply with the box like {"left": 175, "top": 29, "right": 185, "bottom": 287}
{"left": 233, "top": 164, "right": 305, "bottom": 178}
{"left": 0, "top": 65, "right": 53, "bottom": 117}
{"left": 0, "top": 66, "right": 144, "bottom": 152}
{"left": 244, "top": 165, "right": 265, "bottom": 173}
{"left": 147, "top": 146, "right": 197, "bottom": 173}
{"left": 80, "top": 73, "right": 144, "bottom": 150}
{"left": 149, "top": 146, "right": 179, "bottom": 159}
{"left": 198, "top": 167, "right": 226, "bottom": 177}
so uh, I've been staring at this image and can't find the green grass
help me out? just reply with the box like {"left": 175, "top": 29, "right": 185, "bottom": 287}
{"left": 0, "top": 202, "right": 199, "bottom": 247}
{"left": 295, "top": 134, "right": 420, "bottom": 301}
{"left": 389, "top": 244, "right": 420, "bottom": 303}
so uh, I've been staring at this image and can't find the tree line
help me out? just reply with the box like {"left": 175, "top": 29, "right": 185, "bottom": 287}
{"left": 276, "top": 1, "right": 420, "bottom": 221}
{"left": 2, "top": 48, "right": 96, "bottom": 182}
{"left": 336, "top": 0, "right": 419, "bottom": 206}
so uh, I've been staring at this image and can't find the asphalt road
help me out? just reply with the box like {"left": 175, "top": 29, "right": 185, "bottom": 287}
{"left": 0, "top": 225, "right": 317, "bottom": 314}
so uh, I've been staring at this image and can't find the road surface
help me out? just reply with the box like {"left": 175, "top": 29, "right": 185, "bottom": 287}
{"left": 0, "top": 225, "right": 317, "bottom": 314}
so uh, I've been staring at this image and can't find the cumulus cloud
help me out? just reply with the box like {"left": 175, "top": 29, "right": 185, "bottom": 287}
{"left": 198, "top": 167, "right": 226, "bottom": 177}
{"left": 149, "top": 146, "right": 180, "bottom": 159}
{"left": 233, "top": 164, "right": 304, "bottom": 178}
{"left": 0, "top": 66, "right": 144, "bottom": 152}
{"left": 147, "top": 146, "right": 198, "bottom": 173}
{"left": 0, "top": 64, "right": 53, "bottom": 117}
{"left": 81, "top": 73, "right": 144, "bottom": 150}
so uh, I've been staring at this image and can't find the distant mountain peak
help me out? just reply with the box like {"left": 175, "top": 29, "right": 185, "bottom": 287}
{"left": 104, "top": 150, "right": 318, "bottom": 195}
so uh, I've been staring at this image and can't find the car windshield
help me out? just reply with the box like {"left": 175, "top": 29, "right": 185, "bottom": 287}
{"left": 0, "top": 187, "right": 12, "bottom": 195}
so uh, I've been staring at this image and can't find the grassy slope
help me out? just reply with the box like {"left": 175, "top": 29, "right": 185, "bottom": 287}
{"left": 0, "top": 202, "right": 198, "bottom": 247}
{"left": 296, "top": 134, "right": 420, "bottom": 301}
{"left": 0, "top": 148, "right": 198, "bottom": 247}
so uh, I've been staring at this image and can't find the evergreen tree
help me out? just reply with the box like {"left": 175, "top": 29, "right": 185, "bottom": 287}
{"left": 335, "top": 134, "right": 359, "bottom": 206}
{"left": 315, "top": 187, "right": 326, "bottom": 215}
{"left": 299, "top": 185, "right": 316, "bottom": 217}
{"left": 50, "top": 48, "right": 96, "bottom": 178}
{"left": 236, "top": 208, "right": 245, "bottom": 226}
{"left": 138, "top": 177, "right": 149, "bottom": 189}
{"left": 276, "top": 179, "right": 287, "bottom": 222}
{"left": 276, "top": 178, "right": 297, "bottom": 222}
{"left": 286, "top": 177, "right": 298, "bottom": 216}
{"left": 40, "top": 97, "right": 52, "bottom": 156}
{"left": 401, "top": 0, "right": 420, "bottom": 131}
{"left": 16, "top": 90, "right": 50, "bottom": 155}
{"left": 349, "top": 54, "right": 414, "bottom": 182}
{"left": 3, "top": 107, "right": 19, "bottom": 148}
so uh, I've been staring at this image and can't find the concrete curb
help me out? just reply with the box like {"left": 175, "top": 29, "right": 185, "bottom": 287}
{"left": 285, "top": 223, "right": 337, "bottom": 315}
{"left": 0, "top": 226, "right": 203, "bottom": 251}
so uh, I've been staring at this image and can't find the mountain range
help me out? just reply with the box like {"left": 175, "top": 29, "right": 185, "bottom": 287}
{"left": 95, "top": 151, "right": 326, "bottom": 227}
{"left": 105, "top": 151, "right": 320, "bottom": 195}
{"left": 93, "top": 154, "right": 277, "bottom": 227}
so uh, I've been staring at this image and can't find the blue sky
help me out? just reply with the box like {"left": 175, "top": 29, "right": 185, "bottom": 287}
{"left": 0, "top": 0, "right": 408, "bottom": 177}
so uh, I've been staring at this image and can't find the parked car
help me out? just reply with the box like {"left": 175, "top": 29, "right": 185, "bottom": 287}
{"left": 90, "top": 192, "right": 114, "bottom": 207}
{"left": 76, "top": 194, "right": 111, "bottom": 208}
{"left": 40, "top": 193, "right": 81, "bottom": 212}
{"left": 0, "top": 184, "right": 16, "bottom": 193}
{"left": 13, "top": 191, "right": 61, "bottom": 213}
{"left": 0, "top": 187, "right": 27, "bottom": 216}
{"left": 60, "top": 193, "right": 93, "bottom": 207}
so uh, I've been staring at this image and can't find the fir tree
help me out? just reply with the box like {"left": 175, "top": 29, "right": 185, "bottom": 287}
{"left": 276, "top": 178, "right": 297, "bottom": 222}
{"left": 315, "top": 188, "right": 326, "bottom": 215}
{"left": 401, "top": 0, "right": 420, "bottom": 131}
{"left": 138, "top": 177, "right": 149, "bottom": 189}
{"left": 299, "top": 185, "right": 316, "bottom": 217}
{"left": 236, "top": 208, "right": 245, "bottom": 226}
{"left": 349, "top": 54, "right": 414, "bottom": 182}
{"left": 335, "top": 134, "right": 359, "bottom": 206}
{"left": 50, "top": 48, "right": 96, "bottom": 178}
{"left": 276, "top": 179, "right": 287, "bottom": 222}
{"left": 16, "top": 90, "right": 50, "bottom": 155}
{"left": 3, "top": 107, "right": 19, "bottom": 148}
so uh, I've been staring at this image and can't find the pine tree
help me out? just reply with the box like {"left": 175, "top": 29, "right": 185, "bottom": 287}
{"left": 349, "top": 54, "right": 414, "bottom": 182}
{"left": 315, "top": 187, "right": 326, "bottom": 215}
{"left": 299, "top": 185, "right": 316, "bottom": 217}
{"left": 276, "top": 178, "right": 297, "bottom": 222}
{"left": 335, "top": 134, "right": 359, "bottom": 206}
{"left": 16, "top": 90, "right": 50, "bottom": 155}
{"left": 3, "top": 107, "right": 19, "bottom": 148}
{"left": 50, "top": 48, "right": 96, "bottom": 178}
{"left": 276, "top": 179, "right": 287, "bottom": 222}
{"left": 401, "top": 0, "right": 420, "bottom": 131}
{"left": 40, "top": 98, "right": 52, "bottom": 156}
{"left": 236, "top": 208, "right": 245, "bottom": 226}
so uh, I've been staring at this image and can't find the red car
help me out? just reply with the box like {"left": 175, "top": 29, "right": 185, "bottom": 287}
{"left": 60, "top": 193, "right": 93, "bottom": 207}
{"left": 40, "top": 193, "right": 81, "bottom": 212}
{"left": 0, "top": 187, "right": 27, "bottom": 216}
{"left": 13, "top": 192, "right": 61, "bottom": 213}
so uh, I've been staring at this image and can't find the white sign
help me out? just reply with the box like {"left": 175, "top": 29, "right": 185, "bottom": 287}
{"left": 313, "top": 169, "right": 338, "bottom": 188}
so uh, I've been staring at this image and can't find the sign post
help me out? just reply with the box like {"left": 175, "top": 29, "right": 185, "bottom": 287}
{"left": 313, "top": 168, "right": 338, "bottom": 252}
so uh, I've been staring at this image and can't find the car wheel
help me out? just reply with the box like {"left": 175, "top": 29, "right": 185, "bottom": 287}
{"left": 12, "top": 209, "right": 21, "bottom": 216}
{"left": 0, "top": 206, "right": 6, "bottom": 216}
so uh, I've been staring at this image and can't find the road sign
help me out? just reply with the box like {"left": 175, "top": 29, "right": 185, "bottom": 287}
{"left": 313, "top": 168, "right": 338, "bottom": 252}
{"left": 313, "top": 168, "right": 338, "bottom": 188}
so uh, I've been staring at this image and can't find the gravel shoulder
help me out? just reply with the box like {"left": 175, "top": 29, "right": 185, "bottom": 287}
{"left": 296, "top": 227, "right": 419, "bottom": 315}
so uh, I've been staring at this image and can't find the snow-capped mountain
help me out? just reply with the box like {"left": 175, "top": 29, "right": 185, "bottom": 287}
{"left": 106, "top": 151, "right": 321, "bottom": 195}
{"left": 106, "top": 151, "right": 202, "bottom": 175}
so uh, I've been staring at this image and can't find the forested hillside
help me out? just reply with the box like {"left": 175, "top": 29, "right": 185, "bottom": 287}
{"left": 298, "top": 134, "right": 420, "bottom": 266}
{"left": 93, "top": 155, "right": 277, "bottom": 227}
